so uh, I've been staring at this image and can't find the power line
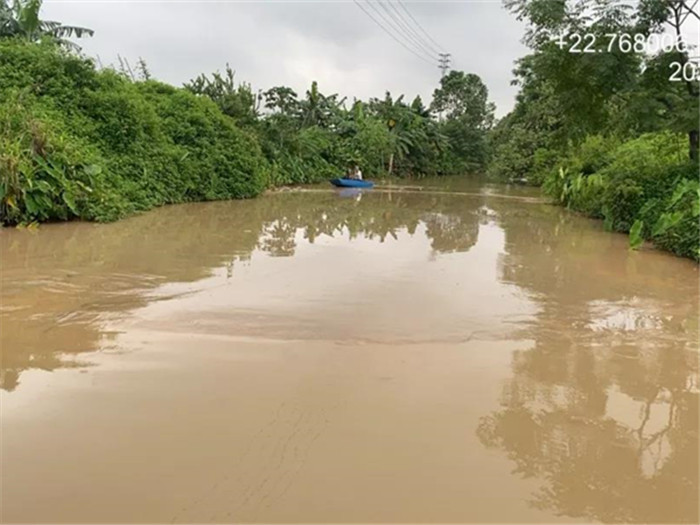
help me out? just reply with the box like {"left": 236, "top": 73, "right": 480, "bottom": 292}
{"left": 363, "top": 0, "right": 437, "bottom": 63}
{"left": 373, "top": 0, "right": 439, "bottom": 61}
{"left": 353, "top": 0, "right": 437, "bottom": 65}
{"left": 384, "top": 0, "right": 442, "bottom": 56}
{"left": 396, "top": 0, "right": 446, "bottom": 53}
{"left": 374, "top": 0, "right": 436, "bottom": 59}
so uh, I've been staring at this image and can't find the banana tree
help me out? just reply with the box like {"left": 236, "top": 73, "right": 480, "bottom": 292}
{"left": 369, "top": 92, "right": 443, "bottom": 176}
{"left": 368, "top": 93, "right": 406, "bottom": 174}
{"left": 299, "top": 81, "right": 346, "bottom": 129}
{"left": 1, "top": 0, "right": 93, "bottom": 46}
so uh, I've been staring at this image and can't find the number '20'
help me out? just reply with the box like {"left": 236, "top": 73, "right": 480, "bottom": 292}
{"left": 669, "top": 62, "right": 699, "bottom": 82}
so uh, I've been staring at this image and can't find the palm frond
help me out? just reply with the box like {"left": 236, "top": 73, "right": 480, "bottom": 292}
{"left": 0, "top": 0, "right": 93, "bottom": 43}
{"left": 45, "top": 22, "right": 94, "bottom": 39}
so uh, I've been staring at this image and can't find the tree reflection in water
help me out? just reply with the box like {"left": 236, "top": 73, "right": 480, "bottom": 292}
{"left": 477, "top": 200, "right": 699, "bottom": 524}
{"left": 0, "top": 189, "right": 481, "bottom": 391}
{"left": 254, "top": 190, "right": 478, "bottom": 257}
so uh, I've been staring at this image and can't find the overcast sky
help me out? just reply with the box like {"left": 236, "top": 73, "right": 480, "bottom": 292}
{"left": 43, "top": 0, "right": 528, "bottom": 116}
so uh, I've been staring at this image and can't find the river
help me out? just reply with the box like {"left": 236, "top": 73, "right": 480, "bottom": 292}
{"left": 1, "top": 179, "right": 698, "bottom": 523}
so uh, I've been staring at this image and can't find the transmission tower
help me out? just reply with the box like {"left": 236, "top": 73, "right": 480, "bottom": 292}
{"left": 438, "top": 53, "right": 451, "bottom": 78}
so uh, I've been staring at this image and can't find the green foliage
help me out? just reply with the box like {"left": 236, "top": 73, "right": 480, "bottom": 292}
{"left": 619, "top": 52, "right": 699, "bottom": 138}
{"left": 431, "top": 71, "right": 495, "bottom": 128}
{"left": 648, "top": 177, "right": 700, "bottom": 259}
{"left": 0, "top": 1, "right": 501, "bottom": 223}
{"left": 487, "top": 115, "right": 544, "bottom": 183}
{"left": 346, "top": 116, "right": 393, "bottom": 176}
{"left": 542, "top": 133, "right": 698, "bottom": 261}
{"left": 599, "top": 132, "right": 686, "bottom": 232}
{"left": 504, "top": 1, "right": 642, "bottom": 139}
{"left": 256, "top": 81, "right": 470, "bottom": 184}
{"left": 256, "top": 83, "right": 347, "bottom": 185}
{"left": 0, "top": 39, "right": 269, "bottom": 225}
{"left": 431, "top": 71, "right": 495, "bottom": 173}
{"left": 486, "top": 68, "right": 567, "bottom": 184}
{"left": 0, "top": 91, "right": 106, "bottom": 223}
{"left": 569, "top": 135, "right": 619, "bottom": 175}
{"left": 629, "top": 176, "right": 700, "bottom": 259}
{"left": 0, "top": 0, "right": 93, "bottom": 48}
{"left": 629, "top": 219, "right": 645, "bottom": 250}
{"left": 184, "top": 64, "right": 259, "bottom": 127}
{"left": 366, "top": 93, "right": 445, "bottom": 176}
{"left": 493, "top": 0, "right": 699, "bottom": 261}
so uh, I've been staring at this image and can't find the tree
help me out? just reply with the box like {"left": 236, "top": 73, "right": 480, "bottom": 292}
{"left": 504, "top": 0, "right": 700, "bottom": 160}
{"left": 184, "top": 65, "right": 259, "bottom": 127}
{"left": 506, "top": 1, "right": 642, "bottom": 139}
{"left": 637, "top": 0, "right": 700, "bottom": 34}
{"left": 365, "top": 92, "right": 446, "bottom": 177}
{"left": 298, "top": 81, "right": 345, "bottom": 129}
{"left": 262, "top": 86, "right": 299, "bottom": 116}
{"left": 621, "top": 52, "right": 699, "bottom": 146}
{"left": 431, "top": 71, "right": 495, "bottom": 172}
{"left": 0, "top": 0, "right": 93, "bottom": 47}
{"left": 431, "top": 70, "right": 495, "bottom": 128}
{"left": 368, "top": 92, "right": 407, "bottom": 174}
{"left": 488, "top": 55, "right": 569, "bottom": 183}
{"left": 636, "top": 0, "right": 700, "bottom": 160}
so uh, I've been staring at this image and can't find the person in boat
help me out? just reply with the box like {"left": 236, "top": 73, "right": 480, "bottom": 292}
{"left": 354, "top": 165, "right": 363, "bottom": 180}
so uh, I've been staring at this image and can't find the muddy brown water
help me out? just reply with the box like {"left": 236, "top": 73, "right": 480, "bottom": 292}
{"left": 1, "top": 179, "right": 698, "bottom": 524}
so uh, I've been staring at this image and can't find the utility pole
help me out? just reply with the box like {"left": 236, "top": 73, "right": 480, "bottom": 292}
{"left": 438, "top": 53, "right": 451, "bottom": 78}
{"left": 437, "top": 53, "right": 451, "bottom": 122}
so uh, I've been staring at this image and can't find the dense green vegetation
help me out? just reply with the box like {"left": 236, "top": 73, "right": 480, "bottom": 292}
{"left": 185, "top": 67, "right": 494, "bottom": 182}
{"left": 2, "top": 0, "right": 697, "bottom": 261}
{"left": 489, "top": 0, "right": 699, "bottom": 260}
{"left": 0, "top": 0, "right": 494, "bottom": 226}
{"left": 0, "top": 40, "right": 269, "bottom": 223}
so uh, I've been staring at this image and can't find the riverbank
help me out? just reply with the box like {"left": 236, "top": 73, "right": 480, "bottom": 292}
{"left": 540, "top": 133, "right": 699, "bottom": 262}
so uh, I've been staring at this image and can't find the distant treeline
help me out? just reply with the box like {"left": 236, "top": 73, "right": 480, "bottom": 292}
{"left": 488, "top": 0, "right": 699, "bottom": 260}
{"left": 0, "top": 0, "right": 495, "bottom": 226}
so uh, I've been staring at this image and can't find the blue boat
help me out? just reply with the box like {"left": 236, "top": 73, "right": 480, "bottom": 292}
{"left": 330, "top": 178, "right": 374, "bottom": 189}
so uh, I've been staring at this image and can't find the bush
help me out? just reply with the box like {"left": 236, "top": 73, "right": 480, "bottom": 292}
{"left": 0, "top": 39, "right": 269, "bottom": 225}
{"left": 542, "top": 132, "right": 698, "bottom": 261}
{"left": 569, "top": 135, "right": 619, "bottom": 175}
{"left": 599, "top": 132, "right": 686, "bottom": 232}
{"left": 0, "top": 89, "right": 125, "bottom": 223}
{"left": 637, "top": 177, "right": 700, "bottom": 260}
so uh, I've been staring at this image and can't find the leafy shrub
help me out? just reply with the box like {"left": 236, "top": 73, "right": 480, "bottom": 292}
{"left": 599, "top": 132, "right": 686, "bottom": 232}
{"left": 542, "top": 132, "right": 698, "bottom": 261}
{"left": 635, "top": 177, "right": 700, "bottom": 260}
{"left": 570, "top": 135, "right": 619, "bottom": 175}
{"left": 0, "top": 39, "right": 269, "bottom": 225}
{"left": 0, "top": 89, "right": 123, "bottom": 223}
{"left": 528, "top": 147, "right": 559, "bottom": 186}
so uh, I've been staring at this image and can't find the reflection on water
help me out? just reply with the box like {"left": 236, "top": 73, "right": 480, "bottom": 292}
{"left": 1, "top": 180, "right": 697, "bottom": 523}
{"left": 0, "top": 189, "right": 483, "bottom": 391}
{"left": 479, "top": 200, "right": 699, "bottom": 523}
